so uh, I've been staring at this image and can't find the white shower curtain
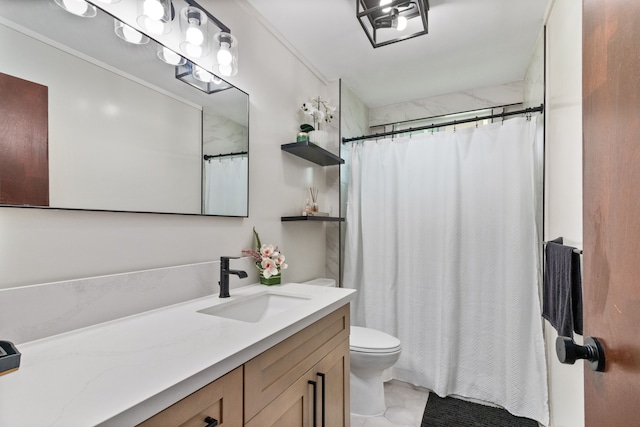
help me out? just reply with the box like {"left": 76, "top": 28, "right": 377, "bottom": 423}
{"left": 343, "top": 118, "right": 549, "bottom": 425}
{"left": 203, "top": 156, "right": 248, "bottom": 216}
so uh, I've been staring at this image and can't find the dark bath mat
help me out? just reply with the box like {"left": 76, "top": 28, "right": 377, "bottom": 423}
{"left": 421, "top": 393, "right": 538, "bottom": 427}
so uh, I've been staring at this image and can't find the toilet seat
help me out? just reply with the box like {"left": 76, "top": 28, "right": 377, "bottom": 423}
{"left": 350, "top": 326, "right": 401, "bottom": 354}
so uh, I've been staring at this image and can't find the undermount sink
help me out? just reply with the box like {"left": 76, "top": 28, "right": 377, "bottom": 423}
{"left": 198, "top": 291, "right": 311, "bottom": 323}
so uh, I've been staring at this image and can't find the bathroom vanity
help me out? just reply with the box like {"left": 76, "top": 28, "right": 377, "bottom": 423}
{"left": 140, "top": 304, "right": 350, "bottom": 427}
{"left": 0, "top": 269, "right": 355, "bottom": 427}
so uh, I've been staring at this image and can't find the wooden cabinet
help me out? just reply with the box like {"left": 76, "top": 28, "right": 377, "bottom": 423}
{"left": 138, "top": 304, "right": 350, "bottom": 427}
{"left": 138, "top": 366, "right": 243, "bottom": 427}
{"left": 244, "top": 304, "right": 350, "bottom": 427}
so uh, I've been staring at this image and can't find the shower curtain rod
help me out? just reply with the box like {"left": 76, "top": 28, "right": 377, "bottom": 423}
{"left": 341, "top": 104, "right": 544, "bottom": 143}
{"left": 204, "top": 151, "right": 247, "bottom": 160}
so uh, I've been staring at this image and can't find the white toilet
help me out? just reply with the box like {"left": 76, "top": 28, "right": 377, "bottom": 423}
{"left": 303, "top": 279, "right": 402, "bottom": 417}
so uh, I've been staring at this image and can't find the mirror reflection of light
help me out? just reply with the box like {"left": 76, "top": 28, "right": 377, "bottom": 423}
{"left": 193, "top": 65, "right": 214, "bottom": 83}
{"left": 122, "top": 25, "right": 144, "bottom": 43}
{"left": 158, "top": 46, "right": 185, "bottom": 65}
{"left": 143, "top": 0, "right": 164, "bottom": 20}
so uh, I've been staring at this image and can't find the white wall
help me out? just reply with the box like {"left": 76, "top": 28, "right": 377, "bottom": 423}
{"left": 524, "top": 1, "right": 584, "bottom": 426}
{"left": 368, "top": 81, "right": 524, "bottom": 127}
{"left": 0, "top": 0, "right": 337, "bottom": 289}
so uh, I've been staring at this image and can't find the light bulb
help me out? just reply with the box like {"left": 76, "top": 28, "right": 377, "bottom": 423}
{"left": 158, "top": 47, "right": 185, "bottom": 65}
{"left": 380, "top": 0, "right": 392, "bottom": 13}
{"left": 62, "top": 0, "right": 89, "bottom": 15}
{"left": 185, "top": 43, "right": 203, "bottom": 58}
{"left": 193, "top": 65, "right": 214, "bottom": 83}
{"left": 186, "top": 25, "right": 204, "bottom": 46}
{"left": 396, "top": 15, "right": 407, "bottom": 31}
{"left": 217, "top": 43, "right": 232, "bottom": 66}
{"left": 144, "top": 17, "right": 165, "bottom": 35}
{"left": 143, "top": 0, "right": 164, "bottom": 20}
{"left": 122, "top": 25, "right": 144, "bottom": 43}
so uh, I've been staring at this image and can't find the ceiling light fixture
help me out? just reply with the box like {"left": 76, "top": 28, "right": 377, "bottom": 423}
{"left": 357, "top": 0, "right": 429, "bottom": 48}
{"left": 53, "top": 0, "right": 97, "bottom": 18}
{"left": 114, "top": 19, "right": 149, "bottom": 45}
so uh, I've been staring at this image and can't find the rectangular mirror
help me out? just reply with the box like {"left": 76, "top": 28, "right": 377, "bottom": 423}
{"left": 0, "top": 0, "right": 249, "bottom": 216}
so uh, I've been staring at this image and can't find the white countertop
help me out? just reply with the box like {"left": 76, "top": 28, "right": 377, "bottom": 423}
{"left": 0, "top": 283, "right": 355, "bottom": 427}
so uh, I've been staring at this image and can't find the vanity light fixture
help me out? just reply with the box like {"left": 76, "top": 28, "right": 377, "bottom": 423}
{"left": 157, "top": 45, "right": 187, "bottom": 65}
{"left": 179, "top": 6, "right": 208, "bottom": 58}
{"left": 114, "top": 19, "right": 149, "bottom": 45}
{"left": 182, "top": 0, "right": 239, "bottom": 76}
{"left": 357, "top": 0, "right": 429, "bottom": 48}
{"left": 137, "top": 0, "right": 174, "bottom": 35}
{"left": 212, "top": 32, "right": 238, "bottom": 77}
{"left": 53, "top": 0, "right": 97, "bottom": 18}
{"left": 175, "top": 61, "right": 230, "bottom": 94}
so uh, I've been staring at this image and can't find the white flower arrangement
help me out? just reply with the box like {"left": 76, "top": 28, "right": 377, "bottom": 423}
{"left": 301, "top": 96, "right": 336, "bottom": 129}
{"left": 242, "top": 228, "right": 288, "bottom": 279}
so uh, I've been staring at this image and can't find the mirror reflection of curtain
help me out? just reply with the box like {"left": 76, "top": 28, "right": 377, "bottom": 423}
{"left": 203, "top": 156, "right": 248, "bottom": 216}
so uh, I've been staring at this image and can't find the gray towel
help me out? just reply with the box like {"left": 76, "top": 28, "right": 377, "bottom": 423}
{"left": 542, "top": 240, "right": 583, "bottom": 337}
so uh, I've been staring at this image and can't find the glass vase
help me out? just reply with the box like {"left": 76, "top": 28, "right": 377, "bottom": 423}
{"left": 260, "top": 273, "right": 281, "bottom": 286}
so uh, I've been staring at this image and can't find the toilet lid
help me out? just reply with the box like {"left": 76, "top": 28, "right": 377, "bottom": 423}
{"left": 350, "top": 326, "right": 401, "bottom": 353}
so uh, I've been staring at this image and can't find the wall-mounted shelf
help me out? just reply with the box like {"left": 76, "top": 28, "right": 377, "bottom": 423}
{"left": 281, "top": 141, "right": 344, "bottom": 166}
{"left": 281, "top": 216, "right": 344, "bottom": 222}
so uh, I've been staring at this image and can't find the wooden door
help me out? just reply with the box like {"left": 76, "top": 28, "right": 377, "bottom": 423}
{"left": 0, "top": 72, "right": 49, "bottom": 206}
{"left": 583, "top": 0, "right": 640, "bottom": 424}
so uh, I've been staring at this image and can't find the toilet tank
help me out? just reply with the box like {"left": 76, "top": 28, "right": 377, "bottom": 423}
{"left": 302, "top": 278, "right": 336, "bottom": 287}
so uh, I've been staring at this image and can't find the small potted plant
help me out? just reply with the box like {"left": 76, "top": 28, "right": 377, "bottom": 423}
{"left": 242, "top": 228, "right": 288, "bottom": 285}
{"left": 300, "top": 96, "right": 336, "bottom": 147}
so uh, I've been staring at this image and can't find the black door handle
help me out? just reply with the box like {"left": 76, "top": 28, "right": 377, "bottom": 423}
{"left": 317, "top": 372, "right": 326, "bottom": 427}
{"left": 203, "top": 416, "right": 218, "bottom": 427}
{"left": 556, "top": 336, "right": 606, "bottom": 372}
{"left": 308, "top": 380, "right": 317, "bottom": 427}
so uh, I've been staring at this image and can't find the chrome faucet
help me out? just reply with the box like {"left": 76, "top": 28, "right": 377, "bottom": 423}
{"left": 219, "top": 256, "right": 248, "bottom": 298}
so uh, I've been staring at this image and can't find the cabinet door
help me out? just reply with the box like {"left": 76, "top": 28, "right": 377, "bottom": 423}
{"left": 313, "top": 339, "right": 350, "bottom": 427}
{"left": 244, "top": 370, "right": 316, "bottom": 427}
{"left": 138, "top": 367, "right": 243, "bottom": 427}
{"left": 244, "top": 304, "right": 350, "bottom": 420}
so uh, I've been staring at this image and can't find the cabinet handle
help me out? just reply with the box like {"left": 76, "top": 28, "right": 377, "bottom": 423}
{"left": 308, "top": 380, "right": 317, "bottom": 427}
{"left": 204, "top": 416, "right": 218, "bottom": 427}
{"left": 317, "top": 373, "right": 326, "bottom": 427}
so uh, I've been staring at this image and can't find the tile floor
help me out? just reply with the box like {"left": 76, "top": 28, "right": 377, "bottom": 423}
{"left": 351, "top": 380, "right": 429, "bottom": 427}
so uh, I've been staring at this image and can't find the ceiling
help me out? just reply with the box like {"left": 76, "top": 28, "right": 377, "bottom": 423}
{"left": 244, "top": 0, "right": 549, "bottom": 108}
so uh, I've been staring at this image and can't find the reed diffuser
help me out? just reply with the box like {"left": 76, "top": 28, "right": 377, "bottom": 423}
{"left": 309, "top": 187, "right": 319, "bottom": 213}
